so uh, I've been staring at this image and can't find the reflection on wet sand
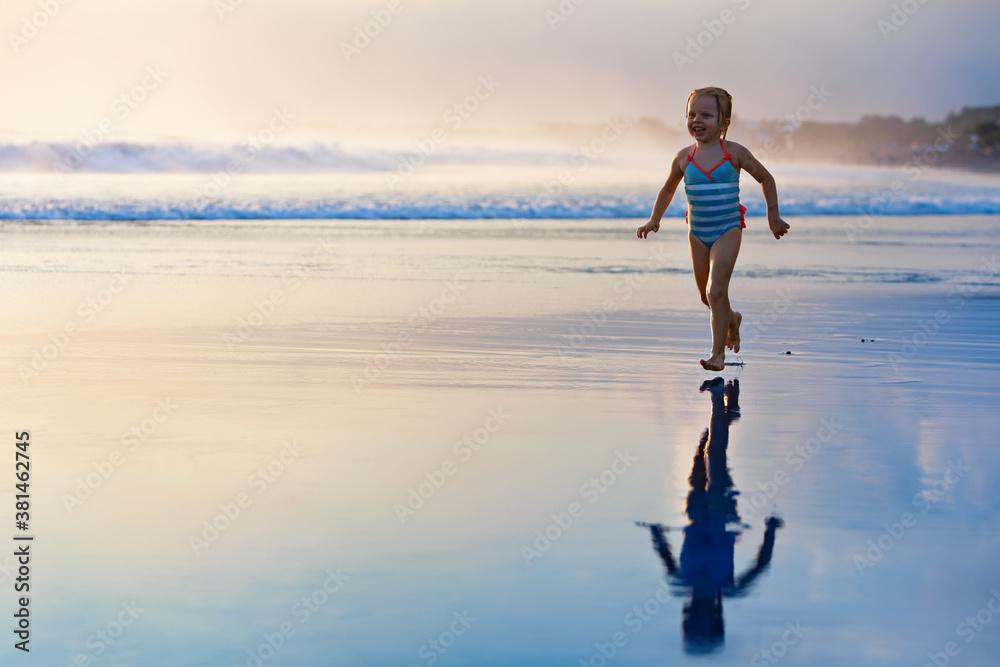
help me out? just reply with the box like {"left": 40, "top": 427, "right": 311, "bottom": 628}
{"left": 639, "top": 378, "right": 783, "bottom": 654}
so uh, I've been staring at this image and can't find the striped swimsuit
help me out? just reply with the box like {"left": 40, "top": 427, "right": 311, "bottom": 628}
{"left": 684, "top": 139, "right": 746, "bottom": 248}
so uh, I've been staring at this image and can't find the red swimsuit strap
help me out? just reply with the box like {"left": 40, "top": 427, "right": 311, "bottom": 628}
{"left": 686, "top": 139, "right": 733, "bottom": 182}
{"left": 688, "top": 139, "right": 731, "bottom": 158}
{"left": 719, "top": 138, "right": 731, "bottom": 160}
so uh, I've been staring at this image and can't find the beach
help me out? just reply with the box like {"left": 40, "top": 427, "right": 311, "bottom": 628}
{"left": 3, "top": 0, "right": 999, "bottom": 661}
{"left": 2, "top": 205, "right": 999, "bottom": 665}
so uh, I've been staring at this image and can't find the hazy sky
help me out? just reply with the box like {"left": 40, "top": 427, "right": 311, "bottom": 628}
{"left": 1, "top": 0, "right": 997, "bottom": 143}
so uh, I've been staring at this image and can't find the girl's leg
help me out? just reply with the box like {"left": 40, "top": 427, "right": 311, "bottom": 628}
{"left": 700, "top": 227, "right": 742, "bottom": 371}
{"left": 689, "top": 232, "right": 711, "bottom": 308}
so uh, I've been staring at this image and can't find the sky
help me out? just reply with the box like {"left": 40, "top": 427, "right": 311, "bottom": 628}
{"left": 0, "top": 0, "right": 998, "bottom": 145}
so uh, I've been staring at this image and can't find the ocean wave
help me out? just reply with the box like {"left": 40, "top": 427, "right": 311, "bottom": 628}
{"left": 0, "top": 141, "right": 400, "bottom": 173}
{"left": 1, "top": 192, "right": 999, "bottom": 221}
{"left": 1, "top": 146, "right": 1000, "bottom": 219}
{"left": 0, "top": 141, "right": 563, "bottom": 174}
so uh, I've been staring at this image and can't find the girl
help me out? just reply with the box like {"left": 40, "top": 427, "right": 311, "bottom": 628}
{"left": 637, "top": 87, "right": 789, "bottom": 371}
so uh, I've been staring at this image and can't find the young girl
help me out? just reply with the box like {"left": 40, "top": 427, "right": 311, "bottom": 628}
{"left": 637, "top": 86, "right": 789, "bottom": 371}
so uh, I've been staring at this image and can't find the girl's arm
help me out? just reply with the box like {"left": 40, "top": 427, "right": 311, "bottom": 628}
{"left": 732, "top": 515, "right": 782, "bottom": 596}
{"left": 645, "top": 523, "right": 681, "bottom": 576}
{"left": 730, "top": 143, "right": 790, "bottom": 239}
{"left": 637, "top": 151, "right": 686, "bottom": 239}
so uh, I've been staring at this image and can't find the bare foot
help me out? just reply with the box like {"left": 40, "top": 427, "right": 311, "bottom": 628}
{"left": 724, "top": 378, "right": 740, "bottom": 422}
{"left": 728, "top": 311, "right": 742, "bottom": 353}
{"left": 699, "top": 377, "right": 725, "bottom": 394}
{"left": 700, "top": 353, "right": 725, "bottom": 371}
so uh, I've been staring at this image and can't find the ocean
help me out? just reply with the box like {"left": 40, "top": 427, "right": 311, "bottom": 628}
{"left": 1, "top": 146, "right": 1000, "bottom": 221}
{"left": 1, "top": 155, "right": 999, "bottom": 666}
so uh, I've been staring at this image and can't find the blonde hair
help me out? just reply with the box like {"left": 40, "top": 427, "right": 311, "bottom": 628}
{"left": 686, "top": 87, "right": 733, "bottom": 139}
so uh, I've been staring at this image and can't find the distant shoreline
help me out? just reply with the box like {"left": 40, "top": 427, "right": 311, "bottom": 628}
{"left": 763, "top": 155, "right": 1000, "bottom": 174}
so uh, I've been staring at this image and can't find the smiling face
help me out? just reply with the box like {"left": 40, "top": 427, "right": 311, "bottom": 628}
{"left": 687, "top": 94, "right": 729, "bottom": 144}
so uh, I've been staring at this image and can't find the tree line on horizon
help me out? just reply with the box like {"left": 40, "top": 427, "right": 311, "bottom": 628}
{"left": 607, "top": 106, "right": 1000, "bottom": 171}
{"left": 760, "top": 105, "right": 1000, "bottom": 169}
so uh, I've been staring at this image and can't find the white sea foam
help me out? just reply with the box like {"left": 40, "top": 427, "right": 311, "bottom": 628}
{"left": 1, "top": 191, "right": 997, "bottom": 221}
{"left": 0, "top": 144, "right": 998, "bottom": 220}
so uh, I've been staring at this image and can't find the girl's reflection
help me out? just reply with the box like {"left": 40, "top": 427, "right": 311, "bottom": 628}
{"left": 639, "top": 377, "right": 782, "bottom": 654}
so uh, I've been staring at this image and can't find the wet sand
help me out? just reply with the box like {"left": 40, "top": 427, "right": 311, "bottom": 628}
{"left": 1, "top": 216, "right": 999, "bottom": 665}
